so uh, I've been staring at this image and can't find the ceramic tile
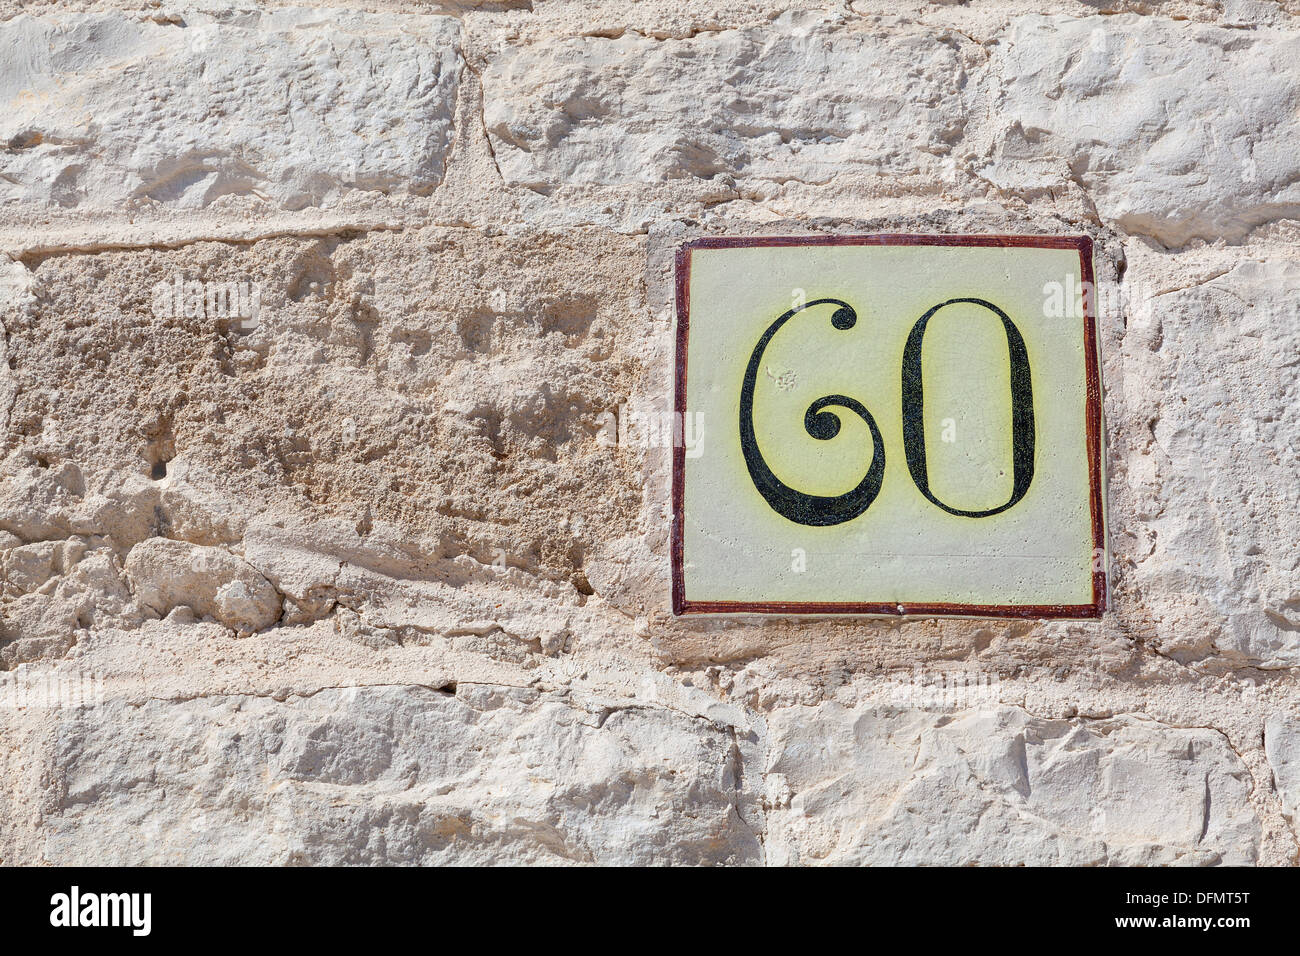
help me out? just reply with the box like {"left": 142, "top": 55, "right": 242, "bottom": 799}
{"left": 672, "top": 235, "right": 1105, "bottom": 617}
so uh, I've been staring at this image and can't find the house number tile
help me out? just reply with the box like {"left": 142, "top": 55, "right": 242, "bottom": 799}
{"left": 671, "top": 234, "right": 1106, "bottom": 618}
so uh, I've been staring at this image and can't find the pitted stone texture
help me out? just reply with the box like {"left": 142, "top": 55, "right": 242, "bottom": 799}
{"left": 483, "top": 12, "right": 972, "bottom": 193}
{"left": 5, "top": 228, "right": 645, "bottom": 598}
{"left": 40, "top": 684, "right": 760, "bottom": 865}
{"left": 981, "top": 15, "right": 1300, "bottom": 246}
{"left": 764, "top": 704, "right": 1260, "bottom": 865}
{"left": 0, "top": 10, "right": 461, "bottom": 214}
{"left": 1118, "top": 254, "right": 1300, "bottom": 667}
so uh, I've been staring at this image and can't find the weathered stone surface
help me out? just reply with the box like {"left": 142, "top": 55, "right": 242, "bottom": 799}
{"left": 981, "top": 15, "right": 1300, "bottom": 246}
{"left": 33, "top": 690, "right": 1267, "bottom": 866}
{"left": 124, "top": 537, "right": 281, "bottom": 635}
{"left": 41, "top": 684, "right": 760, "bottom": 865}
{"left": 483, "top": 11, "right": 972, "bottom": 192}
{"left": 4, "top": 227, "right": 646, "bottom": 584}
{"left": 765, "top": 704, "right": 1260, "bottom": 865}
{"left": 1266, "top": 713, "right": 1300, "bottom": 825}
{"left": 0, "top": 10, "right": 461, "bottom": 215}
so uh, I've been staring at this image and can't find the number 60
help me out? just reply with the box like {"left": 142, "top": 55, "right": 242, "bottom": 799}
{"left": 738, "top": 297, "right": 1035, "bottom": 527}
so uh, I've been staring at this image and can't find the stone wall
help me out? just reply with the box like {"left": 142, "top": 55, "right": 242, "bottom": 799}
{"left": 1, "top": 0, "right": 1298, "bottom": 865}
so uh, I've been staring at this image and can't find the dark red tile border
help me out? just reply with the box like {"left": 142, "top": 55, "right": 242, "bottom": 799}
{"left": 671, "top": 233, "right": 1107, "bottom": 619}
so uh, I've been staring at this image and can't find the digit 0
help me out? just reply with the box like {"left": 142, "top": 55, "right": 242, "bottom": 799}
{"left": 900, "top": 298, "right": 1035, "bottom": 518}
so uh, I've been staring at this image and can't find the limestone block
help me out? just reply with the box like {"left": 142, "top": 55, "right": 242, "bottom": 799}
{"left": 1119, "top": 254, "right": 1300, "bottom": 666}
{"left": 981, "top": 15, "right": 1300, "bottom": 245}
{"left": 41, "top": 684, "right": 760, "bottom": 865}
{"left": 0, "top": 10, "right": 461, "bottom": 214}
{"left": 483, "top": 12, "right": 970, "bottom": 192}
{"left": 765, "top": 704, "right": 1259, "bottom": 865}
